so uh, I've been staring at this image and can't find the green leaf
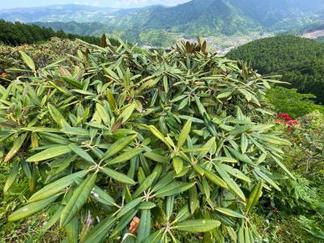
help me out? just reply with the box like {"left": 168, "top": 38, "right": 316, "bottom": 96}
{"left": 177, "top": 118, "right": 192, "bottom": 148}
{"left": 91, "top": 186, "right": 116, "bottom": 206}
{"left": 173, "top": 219, "right": 220, "bottom": 232}
{"left": 83, "top": 215, "right": 116, "bottom": 243}
{"left": 254, "top": 168, "right": 281, "bottom": 191}
{"left": 139, "top": 202, "right": 156, "bottom": 210}
{"left": 119, "top": 103, "right": 136, "bottom": 123}
{"left": 215, "top": 164, "right": 246, "bottom": 201}
{"left": 203, "top": 169, "right": 228, "bottom": 189}
{"left": 228, "top": 147, "right": 253, "bottom": 164}
{"left": 147, "top": 125, "right": 172, "bottom": 150}
{"left": 241, "top": 133, "right": 249, "bottom": 154}
{"left": 27, "top": 145, "right": 72, "bottom": 162}
{"left": 134, "top": 166, "right": 161, "bottom": 197}
{"left": 220, "top": 164, "right": 251, "bottom": 183}
{"left": 3, "top": 161, "right": 20, "bottom": 193}
{"left": 246, "top": 181, "right": 263, "bottom": 213}
{"left": 9, "top": 195, "right": 58, "bottom": 222}
{"left": 48, "top": 104, "right": 69, "bottom": 128}
{"left": 4, "top": 133, "right": 28, "bottom": 163}
{"left": 217, "top": 91, "right": 232, "bottom": 99}
{"left": 155, "top": 181, "right": 195, "bottom": 197}
{"left": 144, "top": 151, "right": 169, "bottom": 163}
{"left": 102, "top": 135, "right": 137, "bottom": 160}
{"left": 172, "top": 157, "right": 184, "bottom": 175}
{"left": 65, "top": 216, "right": 79, "bottom": 243}
{"left": 100, "top": 167, "right": 135, "bottom": 185}
{"left": 105, "top": 148, "right": 143, "bottom": 165}
{"left": 111, "top": 209, "right": 137, "bottom": 238}
{"left": 151, "top": 172, "right": 175, "bottom": 192}
{"left": 215, "top": 207, "right": 244, "bottom": 218}
{"left": 143, "top": 229, "right": 164, "bottom": 243}
{"left": 69, "top": 144, "right": 95, "bottom": 163}
{"left": 189, "top": 185, "right": 199, "bottom": 214}
{"left": 116, "top": 198, "right": 142, "bottom": 219}
{"left": 19, "top": 51, "right": 35, "bottom": 71}
{"left": 29, "top": 170, "right": 88, "bottom": 203}
{"left": 60, "top": 173, "right": 97, "bottom": 226}
{"left": 137, "top": 210, "right": 151, "bottom": 243}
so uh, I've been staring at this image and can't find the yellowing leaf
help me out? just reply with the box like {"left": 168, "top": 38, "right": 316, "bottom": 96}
{"left": 19, "top": 51, "right": 35, "bottom": 72}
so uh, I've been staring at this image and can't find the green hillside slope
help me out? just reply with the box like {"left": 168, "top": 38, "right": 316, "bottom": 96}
{"left": 0, "top": 20, "right": 100, "bottom": 46}
{"left": 227, "top": 35, "right": 324, "bottom": 103}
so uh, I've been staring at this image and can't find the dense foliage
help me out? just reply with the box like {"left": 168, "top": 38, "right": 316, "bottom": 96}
{"left": 258, "top": 111, "right": 324, "bottom": 242}
{"left": 0, "top": 38, "right": 293, "bottom": 242}
{"left": 227, "top": 36, "right": 324, "bottom": 103}
{"left": 266, "top": 87, "right": 324, "bottom": 118}
{"left": 0, "top": 38, "right": 88, "bottom": 84}
{"left": 0, "top": 20, "right": 101, "bottom": 46}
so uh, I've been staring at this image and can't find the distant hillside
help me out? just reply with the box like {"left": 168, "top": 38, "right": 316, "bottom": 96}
{"left": 227, "top": 36, "right": 324, "bottom": 103}
{"left": 1, "top": 0, "right": 324, "bottom": 41}
{"left": 0, "top": 20, "right": 101, "bottom": 46}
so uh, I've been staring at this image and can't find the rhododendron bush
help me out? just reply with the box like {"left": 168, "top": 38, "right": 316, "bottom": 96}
{"left": 0, "top": 38, "right": 293, "bottom": 242}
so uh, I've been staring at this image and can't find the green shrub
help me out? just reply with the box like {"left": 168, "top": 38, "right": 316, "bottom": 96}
{"left": 266, "top": 86, "right": 324, "bottom": 118}
{"left": 0, "top": 38, "right": 292, "bottom": 242}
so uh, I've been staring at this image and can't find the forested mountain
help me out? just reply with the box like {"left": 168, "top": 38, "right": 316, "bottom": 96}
{"left": 0, "top": 20, "right": 101, "bottom": 46}
{"left": 1, "top": 0, "right": 323, "bottom": 40}
{"left": 227, "top": 36, "right": 324, "bottom": 103}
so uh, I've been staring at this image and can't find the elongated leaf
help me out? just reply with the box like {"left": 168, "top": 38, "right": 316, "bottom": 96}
{"left": 216, "top": 164, "right": 246, "bottom": 201}
{"left": 204, "top": 169, "right": 228, "bottom": 189}
{"left": 241, "top": 133, "right": 248, "bottom": 154}
{"left": 172, "top": 157, "right": 183, "bottom": 175}
{"left": 105, "top": 148, "right": 143, "bottom": 165}
{"left": 143, "top": 229, "right": 164, "bottom": 243}
{"left": 134, "top": 166, "right": 161, "bottom": 197}
{"left": 29, "top": 170, "right": 88, "bottom": 202}
{"left": 65, "top": 216, "right": 79, "bottom": 243}
{"left": 217, "top": 91, "right": 232, "bottom": 99}
{"left": 111, "top": 209, "right": 137, "bottom": 238}
{"left": 137, "top": 210, "right": 151, "bottom": 242}
{"left": 155, "top": 181, "right": 195, "bottom": 197}
{"left": 100, "top": 167, "right": 135, "bottom": 185}
{"left": 148, "top": 125, "right": 172, "bottom": 149}
{"left": 119, "top": 103, "right": 136, "bottom": 123}
{"left": 27, "top": 145, "right": 72, "bottom": 162}
{"left": 48, "top": 104, "right": 69, "bottom": 128}
{"left": 60, "top": 173, "right": 97, "bottom": 226}
{"left": 177, "top": 118, "right": 192, "bottom": 148}
{"left": 228, "top": 147, "right": 253, "bottom": 164}
{"left": 102, "top": 135, "right": 136, "bottom": 160}
{"left": 144, "top": 151, "right": 169, "bottom": 163}
{"left": 4, "top": 133, "right": 28, "bottom": 163}
{"left": 151, "top": 172, "right": 175, "bottom": 192}
{"left": 254, "top": 168, "right": 280, "bottom": 191}
{"left": 174, "top": 219, "right": 220, "bottom": 232}
{"left": 220, "top": 164, "right": 251, "bottom": 183}
{"left": 91, "top": 186, "right": 116, "bottom": 206}
{"left": 4, "top": 161, "right": 20, "bottom": 193}
{"left": 19, "top": 51, "right": 35, "bottom": 71}
{"left": 84, "top": 215, "right": 116, "bottom": 243}
{"left": 189, "top": 185, "right": 199, "bottom": 214}
{"left": 215, "top": 207, "right": 244, "bottom": 218}
{"left": 9, "top": 195, "right": 58, "bottom": 221}
{"left": 246, "top": 181, "right": 263, "bottom": 213}
{"left": 116, "top": 198, "right": 142, "bottom": 219}
{"left": 69, "top": 144, "right": 94, "bottom": 163}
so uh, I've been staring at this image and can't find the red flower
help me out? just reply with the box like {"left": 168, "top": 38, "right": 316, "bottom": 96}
{"left": 276, "top": 113, "right": 298, "bottom": 131}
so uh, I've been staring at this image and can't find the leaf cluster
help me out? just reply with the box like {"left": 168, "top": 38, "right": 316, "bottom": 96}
{"left": 0, "top": 37, "right": 292, "bottom": 242}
